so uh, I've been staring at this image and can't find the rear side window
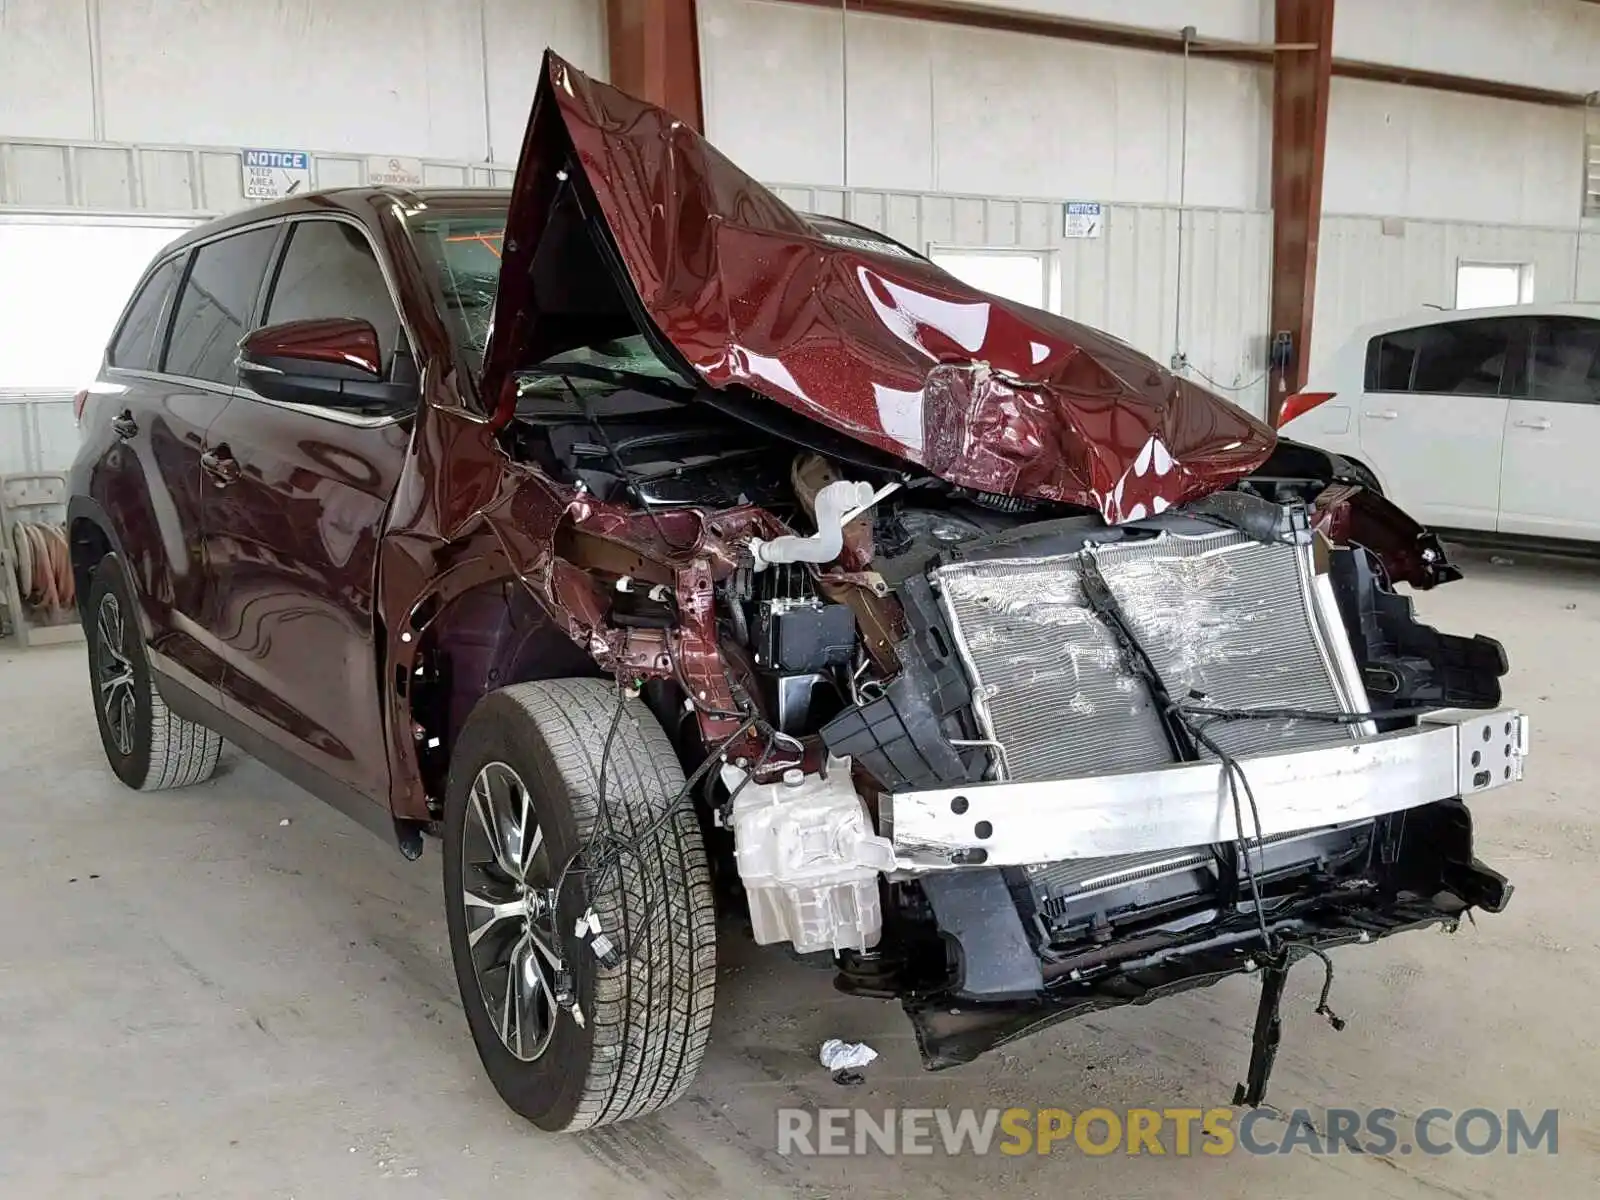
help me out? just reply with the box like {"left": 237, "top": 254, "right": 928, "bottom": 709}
{"left": 1528, "top": 317, "right": 1600, "bottom": 405}
{"left": 264, "top": 220, "right": 402, "bottom": 371}
{"left": 108, "top": 258, "right": 180, "bottom": 369}
{"left": 1365, "top": 318, "right": 1519, "bottom": 396}
{"left": 163, "top": 227, "right": 278, "bottom": 384}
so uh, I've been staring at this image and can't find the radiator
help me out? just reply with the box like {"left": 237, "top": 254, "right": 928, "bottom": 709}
{"left": 934, "top": 527, "right": 1371, "bottom": 784}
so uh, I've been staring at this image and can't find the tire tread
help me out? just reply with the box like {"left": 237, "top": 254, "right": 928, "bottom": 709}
{"left": 469, "top": 678, "right": 715, "bottom": 1131}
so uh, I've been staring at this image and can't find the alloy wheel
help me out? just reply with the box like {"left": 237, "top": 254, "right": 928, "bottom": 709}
{"left": 96, "top": 593, "right": 137, "bottom": 757}
{"left": 461, "top": 761, "right": 563, "bottom": 1062}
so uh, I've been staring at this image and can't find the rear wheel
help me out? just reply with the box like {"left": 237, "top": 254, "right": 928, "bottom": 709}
{"left": 85, "top": 556, "right": 222, "bottom": 791}
{"left": 442, "top": 679, "right": 716, "bottom": 1131}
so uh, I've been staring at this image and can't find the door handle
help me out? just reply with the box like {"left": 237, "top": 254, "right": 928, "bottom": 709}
{"left": 200, "top": 447, "right": 241, "bottom": 487}
{"left": 1364, "top": 409, "right": 1399, "bottom": 420}
{"left": 1513, "top": 418, "right": 1552, "bottom": 431}
{"left": 111, "top": 410, "right": 138, "bottom": 440}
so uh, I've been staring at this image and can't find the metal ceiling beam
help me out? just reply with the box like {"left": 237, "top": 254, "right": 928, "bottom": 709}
{"left": 1268, "top": 0, "right": 1335, "bottom": 419}
{"left": 773, "top": 0, "right": 1588, "bottom": 107}
{"left": 606, "top": 0, "right": 704, "bottom": 131}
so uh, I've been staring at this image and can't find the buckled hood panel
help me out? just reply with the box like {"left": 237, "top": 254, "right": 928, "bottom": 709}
{"left": 481, "top": 51, "right": 1276, "bottom": 521}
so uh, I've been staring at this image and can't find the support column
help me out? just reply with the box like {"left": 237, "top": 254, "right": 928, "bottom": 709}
{"left": 606, "top": 0, "right": 704, "bottom": 131}
{"left": 1268, "top": 0, "right": 1335, "bottom": 421}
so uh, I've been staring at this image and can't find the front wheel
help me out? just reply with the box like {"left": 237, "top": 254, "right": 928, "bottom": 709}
{"left": 442, "top": 679, "right": 716, "bottom": 1131}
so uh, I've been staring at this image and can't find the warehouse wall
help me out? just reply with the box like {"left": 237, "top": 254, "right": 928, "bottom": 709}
{"left": 1334, "top": 0, "right": 1600, "bottom": 94}
{"left": 0, "top": 0, "right": 605, "bottom": 161}
{"left": 1323, "top": 80, "right": 1584, "bottom": 227}
{"left": 699, "top": 0, "right": 1270, "bottom": 208}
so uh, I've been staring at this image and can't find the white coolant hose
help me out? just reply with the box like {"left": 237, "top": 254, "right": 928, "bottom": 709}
{"left": 747, "top": 479, "right": 898, "bottom": 570}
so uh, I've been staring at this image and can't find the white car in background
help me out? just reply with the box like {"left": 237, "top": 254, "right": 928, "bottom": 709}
{"left": 1279, "top": 303, "right": 1600, "bottom": 543}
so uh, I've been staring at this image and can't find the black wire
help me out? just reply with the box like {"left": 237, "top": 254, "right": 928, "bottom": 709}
{"left": 1291, "top": 945, "right": 1347, "bottom": 1030}
{"left": 1076, "top": 550, "right": 1276, "bottom": 952}
{"left": 558, "top": 373, "right": 695, "bottom": 553}
{"left": 551, "top": 698, "right": 761, "bottom": 933}
{"left": 1172, "top": 710, "right": 1277, "bottom": 953}
{"left": 664, "top": 636, "right": 747, "bottom": 720}
{"left": 1177, "top": 701, "right": 1444, "bottom": 725}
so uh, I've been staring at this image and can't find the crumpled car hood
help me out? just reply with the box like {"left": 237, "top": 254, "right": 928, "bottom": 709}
{"left": 482, "top": 51, "right": 1276, "bottom": 521}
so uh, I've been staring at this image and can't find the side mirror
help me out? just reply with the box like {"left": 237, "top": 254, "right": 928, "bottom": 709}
{"left": 236, "top": 318, "right": 416, "bottom": 412}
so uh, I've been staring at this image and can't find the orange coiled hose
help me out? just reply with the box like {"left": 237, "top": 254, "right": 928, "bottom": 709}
{"left": 11, "top": 521, "right": 75, "bottom": 613}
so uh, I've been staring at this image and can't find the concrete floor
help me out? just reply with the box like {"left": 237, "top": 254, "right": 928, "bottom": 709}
{"left": 2, "top": 546, "right": 1596, "bottom": 1198}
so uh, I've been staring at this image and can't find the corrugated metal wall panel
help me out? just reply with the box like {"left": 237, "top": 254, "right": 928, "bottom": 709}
{"left": 0, "top": 137, "right": 518, "bottom": 217}
{"left": 0, "top": 393, "right": 78, "bottom": 477}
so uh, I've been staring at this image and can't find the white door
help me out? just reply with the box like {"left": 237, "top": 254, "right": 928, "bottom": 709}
{"left": 1356, "top": 317, "right": 1518, "bottom": 531}
{"left": 1498, "top": 315, "right": 1600, "bottom": 540}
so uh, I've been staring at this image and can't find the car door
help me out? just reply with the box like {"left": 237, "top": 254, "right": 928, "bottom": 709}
{"left": 200, "top": 215, "right": 413, "bottom": 803}
{"left": 94, "top": 226, "right": 277, "bottom": 696}
{"left": 1498, "top": 314, "right": 1600, "bottom": 540}
{"left": 1356, "top": 316, "right": 1522, "bottom": 530}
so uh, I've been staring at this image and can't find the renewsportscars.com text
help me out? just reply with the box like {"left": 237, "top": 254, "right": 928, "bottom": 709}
{"left": 777, "top": 1106, "right": 1559, "bottom": 1158}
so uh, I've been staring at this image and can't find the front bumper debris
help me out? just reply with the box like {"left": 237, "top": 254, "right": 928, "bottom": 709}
{"left": 884, "top": 707, "right": 1529, "bottom": 871}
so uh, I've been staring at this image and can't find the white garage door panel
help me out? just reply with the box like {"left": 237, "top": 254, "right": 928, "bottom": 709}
{"left": 0, "top": 217, "right": 196, "bottom": 391}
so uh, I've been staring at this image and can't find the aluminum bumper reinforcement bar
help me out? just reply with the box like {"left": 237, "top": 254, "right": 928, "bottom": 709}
{"left": 884, "top": 708, "right": 1528, "bottom": 870}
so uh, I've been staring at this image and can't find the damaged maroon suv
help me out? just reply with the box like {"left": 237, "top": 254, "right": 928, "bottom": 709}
{"left": 70, "top": 51, "right": 1525, "bottom": 1131}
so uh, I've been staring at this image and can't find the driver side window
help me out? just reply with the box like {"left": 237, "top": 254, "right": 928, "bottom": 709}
{"left": 264, "top": 220, "right": 404, "bottom": 374}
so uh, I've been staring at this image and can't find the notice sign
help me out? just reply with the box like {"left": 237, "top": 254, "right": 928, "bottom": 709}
{"left": 243, "top": 148, "right": 311, "bottom": 200}
{"left": 367, "top": 155, "right": 425, "bottom": 187}
{"left": 1063, "top": 201, "right": 1103, "bottom": 239}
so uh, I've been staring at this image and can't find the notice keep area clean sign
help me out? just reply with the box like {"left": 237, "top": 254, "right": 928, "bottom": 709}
{"left": 243, "top": 149, "right": 312, "bottom": 200}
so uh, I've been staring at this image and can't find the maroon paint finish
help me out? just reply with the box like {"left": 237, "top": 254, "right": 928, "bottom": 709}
{"left": 483, "top": 52, "right": 1276, "bottom": 523}
{"left": 1312, "top": 483, "right": 1463, "bottom": 589}
{"left": 201, "top": 400, "right": 410, "bottom": 801}
{"left": 240, "top": 317, "right": 384, "bottom": 377}
{"left": 79, "top": 380, "right": 234, "bottom": 698}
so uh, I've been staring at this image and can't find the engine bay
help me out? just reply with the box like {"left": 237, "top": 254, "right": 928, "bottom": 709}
{"left": 470, "top": 349, "right": 1518, "bottom": 1097}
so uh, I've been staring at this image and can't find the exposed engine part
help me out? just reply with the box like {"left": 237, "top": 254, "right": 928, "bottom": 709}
{"left": 820, "top": 574, "right": 990, "bottom": 791}
{"left": 1018, "top": 823, "right": 1373, "bottom": 955}
{"left": 722, "top": 755, "right": 894, "bottom": 954}
{"left": 871, "top": 506, "right": 990, "bottom": 586}
{"left": 756, "top": 602, "right": 856, "bottom": 673}
{"left": 958, "top": 488, "right": 1039, "bottom": 513}
{"left": 772, "top": 672, "right": 830, "bottom": 733}
{"left": 748, "top": 478, "right": 895, "bottom": 569}
{"left": 791, "top": 452, "right": 879, "bottom": 566}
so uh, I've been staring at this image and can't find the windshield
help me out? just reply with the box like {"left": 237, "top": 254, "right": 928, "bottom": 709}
{"left": 408, "top": 207, "right": 690, "bottom": 395}
{"left": 410, "top": 211, "right": 506, "bottom": 357}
